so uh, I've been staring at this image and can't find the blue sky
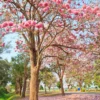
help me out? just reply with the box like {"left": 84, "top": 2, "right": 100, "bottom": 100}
{"left": 1, "top": 33, "right": 19, "bottom": 61}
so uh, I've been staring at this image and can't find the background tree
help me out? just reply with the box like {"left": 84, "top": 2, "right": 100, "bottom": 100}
{"left": 93, "top": 59, "right": 100, "bottom": 88}
{"left": 0, "top": 59, "right": 11, "bottom": 87}
{"left": 57, "top": 81, "right": 61, "bottom": 90}
{"left": 50, "top": 59, "right": 66, "bottom": 95}
{"left": 11, "top": 53, "right": 29, "bottom": 97}
{"left": 39, "top": 67, "right": 56, "bottom": 93}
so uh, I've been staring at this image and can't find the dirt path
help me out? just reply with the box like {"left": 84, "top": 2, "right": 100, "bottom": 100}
{"left": 19, "top": 93, "right": 100, "bottom": 100}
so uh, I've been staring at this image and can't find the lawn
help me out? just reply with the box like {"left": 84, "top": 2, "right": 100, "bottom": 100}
{"left": 0, "top": 93, "right": 20, "bottom": 100}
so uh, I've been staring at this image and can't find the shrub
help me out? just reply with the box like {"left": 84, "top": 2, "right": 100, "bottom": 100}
{"left": 57, "top": 82, "right": 61, "bottom": 89}
{"left": 40, "top": 85, "right": 44, "bottom": 90}
{"left": 0, "top": 87, "right": 8, "bottom": 97}
{"left": 81, "top": 88, "right": 85, "bottom": 92}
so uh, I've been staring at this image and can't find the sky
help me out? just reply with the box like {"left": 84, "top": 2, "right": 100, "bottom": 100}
{"left": 1, "top": 33, "right": 19, "bottom": 61}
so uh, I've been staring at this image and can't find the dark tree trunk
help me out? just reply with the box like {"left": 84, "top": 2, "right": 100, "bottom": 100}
{"left": 79, "top": 82, "right": 82, "bottom": 91}
{"left": 48, "top": 86, "right": 51, "bottom": 91}
{"left": 19, "top": 79, "right": 22, "bottom": 96}
{"left": 60, "top": 78, "right": 65, "bottom": 95}
{"left": 15, "top": 79, "right": 19, "bottom": 94}
{"left": 21, "top": 76, "right": 27, "bottom": 98}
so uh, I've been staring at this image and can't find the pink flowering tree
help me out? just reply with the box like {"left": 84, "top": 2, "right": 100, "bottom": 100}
{"left": 0, "top": 0, "right": 100, "bottom": 100}
{"left": 65, "top": 51, "right": 95, "bottom": 90}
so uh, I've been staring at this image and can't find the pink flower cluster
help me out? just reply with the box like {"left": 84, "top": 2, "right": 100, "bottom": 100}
{"left": 15, "top": 40, "right": 29, "bottom": 52}
{"left": 52, "top": 0, "right": 63, "bottom": 4}
{"left": 0, "top": 21, "right": 14, "bottom": 28}
{"left": 20, "top": 20, "right": 44, "bottom": 29}
{"left": 39, "top": 1, "right": 50, "bottom": 12}
{"left": 82, "top": 5, "right": 100, "bottom": 17}
{"left": 62, "top": 3, "right": 70, "bottom": 9}
{"left": 0, "top": 20, "right": 44, "bottom": 34}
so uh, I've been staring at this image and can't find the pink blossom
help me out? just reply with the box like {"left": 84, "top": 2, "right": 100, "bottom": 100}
{"left": 0, "top": 12, "right": 2, "bottom": 16}
{"left": 82, "top": 4, "right": 87, "bottom": 9}
{"left": 97, "top": 13, "right": 100, "bottom": 17}
{"left": 1, "top": 43, "right": 5, "bottom": 47}
{"left": 20, "top": 15, "right": 24, "bottom": 19}
{"left": 1, "top": 22, "right": 8, "bottom": 28}
{"left": 71, "top": 9, "right": 80, "bottom": 15}
{"left": 6, "top": 0, "right": 12, "bottom": 2}
{"left": 62, "top": 3, "right": 70, "bottom": 9}
{"left": 17, "top": 26, "right": 22, "bottom": 30}
{"left": 12, "top": 27, "right": 16, "bottom": 32}
{"left": 2, "top": 32, "right": 5, "bottom": 37}
{"left": 39, "top": 1, "right": 49, "bottom": 8}
{"left": 35, "top": 22, "right": 44, "bottom": 29}
{"left": 27, "top": 20, "right": 36, "bottom": 26}
{"left": 94, "top": 32, "right": 98, "bottom": 37}
{"left": 44, "top": 2, "right": 49, "bottom": 7}
{"left": 0, "top": 24, "right": 1, "bottom": 28}
{"left": 24, "top": 22, "right": 31, "bottom": 28}
{"left": 38, "top": 1, "right": 44, "bottom": 7}
{"left": 3, "top": 4, "right": 6, "bottom": 8}
{"left": 92, "top": 7, "right": 99, "bottom": 14}
{"left": 31, "top": 20, "right": 37, "bottom": 27}
{"left": 43, "top": 7, "right": 49, "bottom": 12}
{"left": 5, "top": 28, "right": 9, "bottom": 32}
{"left": 52, "top": 0, "right": 62, "bottom": 4}
{"left": 8, "top": 21, "right": 14, "bottom": 26}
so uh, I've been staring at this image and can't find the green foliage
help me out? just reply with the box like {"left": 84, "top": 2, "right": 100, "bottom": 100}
{"left": 0, "top": 87, "right": 20, "bottom": 100}
{"left": 94, "top": 59, "right": 100, "bottom": 75}
{"left": 10, "top": 53, "right": 30, "bottom": 86}
{"left": 81, "top": 88, "right": 85, "bottom": 92}
{"left": 94, "top": 59, "right": 100, "bottom": 88}
{"left": 40, "top": 85, "right": 44, "bottom": 90}
{"left": 0, "top": 87, "right": 8, "bottom": 97}
{"left": 94, "top": 75, "right": 100, "bottom": 88}
{"left": 7, "top": 94, "right": 20, "bottom": 100}
{"left": 0, "top": 60, "right": 11, "bottom": 86}
{"left": 57, "top": 81, "right": 61, "bottom": 89}
{"left": 39, "top": 67, "right": 57, "bottom": 89}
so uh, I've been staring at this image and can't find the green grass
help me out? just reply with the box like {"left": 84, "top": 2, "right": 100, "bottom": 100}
{"left": 0, "top": 87, "right": 20, "bottom": 100}
{"left": 0, "top": 93, "right": 20, "bottom": 100}
{"left": 0, "top": 93, "right": 13, "bottom": 100}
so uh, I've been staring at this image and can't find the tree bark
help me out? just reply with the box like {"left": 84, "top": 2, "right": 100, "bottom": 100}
{"left": 21, "top": 76, "right": 27, "bottom": 98}
{"left": 38, "top": 79, "right": 40, "bottom": 93}
{"left": 44, "top": 84, "right": 47, "bottom": 94}
{"left": 60, "top": 78, "right": 65, "bottom": 95}
{"left": 29, "top": 67, "right": 39, "bottom": 100}
{"left": 29, "top": 44, "right": 40, "bottom": 100}
{"left": 79, "top": 82, "right": 82, "bottom": 91}
{"left": 19, "top": 79, "right": 22, "bottom": 96}
{"left": 15, "top": 79, "right": 19, "bottom": 94}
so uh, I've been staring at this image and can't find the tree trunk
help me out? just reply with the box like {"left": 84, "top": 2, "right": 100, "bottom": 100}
{"left": 15, "top": 79, "right": 19, "bottom": 94}
{"left": 60, "top": 78, "right": 65, "bottom": 95}
{"left": 21, "top": 76, "right": 27, "bottom": 98}
{"left": 29, "top": 67, "right": 39, "bottom": 100}
{"left": 29, "top": 46, "right": 40, "bottom": 100}
{"left": 44, "top": 84, "right": 47, "bottom": 94}
{"left": 38, "top": 79, "right": 40, "bottom": 93}
{"left": 79, "top": 82, "right": 82, "bottom": 91}
{"left": 19, "top": 79, "right": 22, "bottom": 96}
{"left": 48, "top": 86, "right": 51, "bottom": 91}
